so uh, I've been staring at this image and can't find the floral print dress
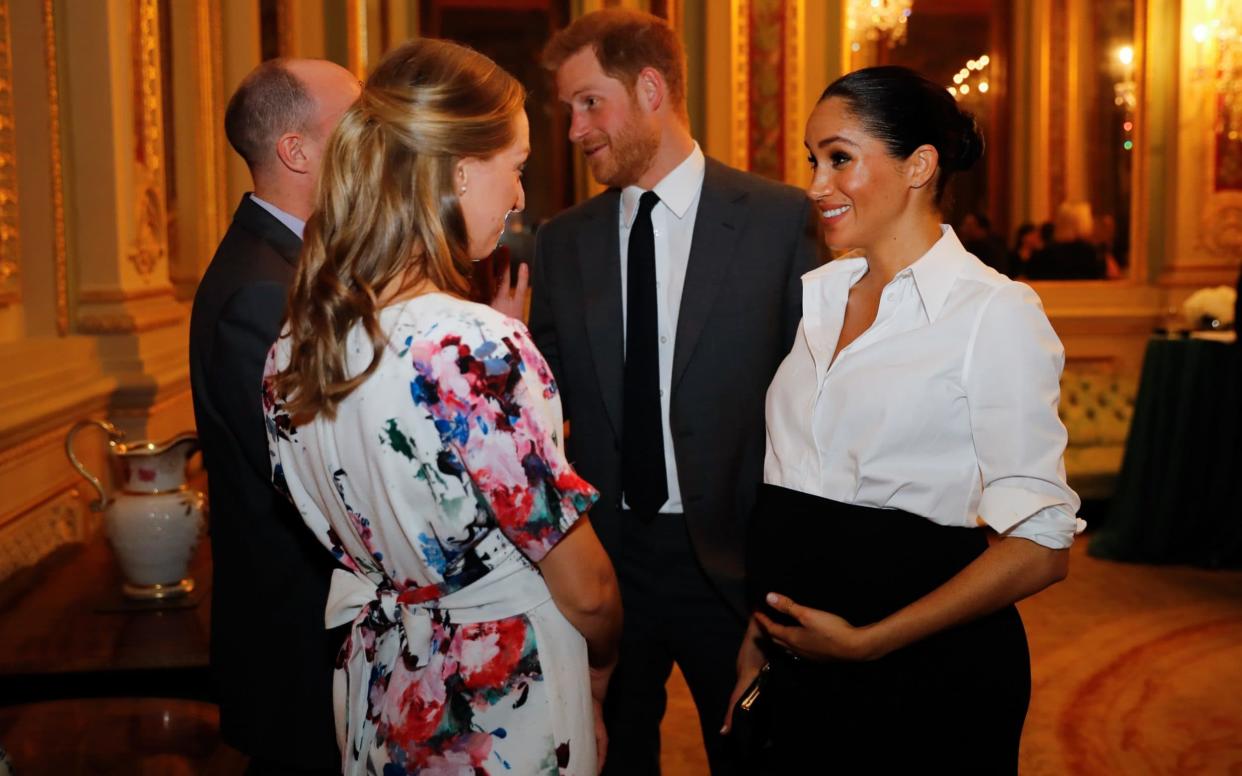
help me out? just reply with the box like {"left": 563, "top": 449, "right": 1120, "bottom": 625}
{"left": 263, "top": 294, "right": 599, "bottom": 775}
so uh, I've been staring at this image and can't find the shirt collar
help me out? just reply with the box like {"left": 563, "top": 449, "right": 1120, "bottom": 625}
{"left": 620, "top": 143, "right": 706, "bottom": 227}
{"left": 249, "top": 193, "right": 306, "bottom": 240}
{"left": 907, "top": 225, "right": 970, "bottom": 322}
{"left": 800, "top": 225, "right": 970, "bottom": 323}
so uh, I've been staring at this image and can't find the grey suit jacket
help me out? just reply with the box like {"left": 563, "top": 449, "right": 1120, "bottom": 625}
{"left": 528, "top": 157, "right": 821, "bottom": 616}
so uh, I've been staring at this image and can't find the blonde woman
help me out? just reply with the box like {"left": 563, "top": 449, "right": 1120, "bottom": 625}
{"left": 263, "top": 39, "right": 621, "bottom": 775}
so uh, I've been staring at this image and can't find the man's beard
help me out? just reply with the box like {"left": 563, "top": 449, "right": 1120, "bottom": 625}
{"left": 582, "top": 112, "right": 660, "bottom": 189}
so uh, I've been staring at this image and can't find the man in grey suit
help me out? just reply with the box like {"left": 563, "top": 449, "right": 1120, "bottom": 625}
{"left": 189, "top": 59, "right": 358, "bottom": 775}
{"left": 532, "top": 10, "right": 820, "bottom": 774}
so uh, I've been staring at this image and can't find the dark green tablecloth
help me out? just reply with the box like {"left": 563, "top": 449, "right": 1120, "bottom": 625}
{"left": 1089, "top": 336, "right": 1242, "bottom": 567}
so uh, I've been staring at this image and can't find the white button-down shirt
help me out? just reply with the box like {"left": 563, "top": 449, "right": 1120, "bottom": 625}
{"left": 764, "top": 226, "right": 1082, "bottom": 548}
{"left": 619, "top": 143, "right": 706, "bottom": 514}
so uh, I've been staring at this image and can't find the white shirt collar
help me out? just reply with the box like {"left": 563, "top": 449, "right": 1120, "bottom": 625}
{"left": 250, "top": 193, "right": 306, "bottom": 240}
{"left": 908, "top": 225, "right": 970, "bottom": 322}
{"left": 620, "top": 143, "right": 706, "bottom": 227}
{"left": 802, "top": 225, "right": 970, "bottom": 323}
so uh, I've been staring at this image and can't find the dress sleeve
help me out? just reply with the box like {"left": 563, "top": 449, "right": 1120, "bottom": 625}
{"left": 964, "top": 282, "right": 1083, "bottom": 549}
{"left": 409, "top": 314, "right": 599, "bottom": 563}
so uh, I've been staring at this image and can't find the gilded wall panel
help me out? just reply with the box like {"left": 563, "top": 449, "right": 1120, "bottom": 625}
{"left": 0, "top": 0, "right": 18, "bottom": 308}
{"left": 1169, "top": 0, "right": 1242, "bottom": 284}
{"left": 42, "top": 0, "right": 67, "bottom": 333}
{"left": 128, "top": 0, "right": 169, "bottom": 280}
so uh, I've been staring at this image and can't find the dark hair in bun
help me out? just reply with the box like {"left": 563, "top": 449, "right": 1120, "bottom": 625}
{"left": 819, "top": 65, "right": 984, "bottom": 203}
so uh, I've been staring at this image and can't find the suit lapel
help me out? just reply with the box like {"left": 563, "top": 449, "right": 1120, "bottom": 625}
{"left": 576, "top": 190, "right": 625, "bottom": 439}
{"left": 672, "top": 159, "right": 748, "bottom": 390}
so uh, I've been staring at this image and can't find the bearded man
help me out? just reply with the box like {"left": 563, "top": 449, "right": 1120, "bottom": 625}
{"left": 529, "top": 10, "right": 820, "bottom": 774}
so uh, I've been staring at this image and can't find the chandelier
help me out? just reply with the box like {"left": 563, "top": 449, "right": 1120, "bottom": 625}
{"left": 848, "top": 0, "right": 914, "bottom": 50}
{"left": 1191, "top": 2, "right": 1242, "bottom": 140}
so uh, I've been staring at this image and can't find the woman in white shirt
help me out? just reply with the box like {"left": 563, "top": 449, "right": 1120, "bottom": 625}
{"left": 724, "top": 66, "right": 1080, "bottom": 773}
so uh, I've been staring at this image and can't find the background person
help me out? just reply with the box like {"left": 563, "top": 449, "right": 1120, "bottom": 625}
{"left": 189, "top": 57, "right": 359, "bottom": 776}
{"left": 1026, "top": 201, "right": 1104, "bottom": 280}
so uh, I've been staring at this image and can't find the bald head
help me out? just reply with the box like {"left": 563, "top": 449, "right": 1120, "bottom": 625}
{"left": 225, "top": 58, "right": 359, "bottom": 219}
{"left": 225, "top": 58, "right": 359, "bottom": 175}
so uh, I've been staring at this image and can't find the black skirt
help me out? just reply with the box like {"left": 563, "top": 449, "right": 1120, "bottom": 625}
{"left": 747, "top": 484, "right": 1031, "bottom": 774}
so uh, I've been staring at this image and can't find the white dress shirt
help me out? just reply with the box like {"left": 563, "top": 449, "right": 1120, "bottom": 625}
{"left": 764, "top": 226, "right": 1083, "bottom": 549}
{"left": 619, "top": 143, "right": 706, "bottom": 514}
{"left": 250, "top": 193, "right": 306, "bottom": 239}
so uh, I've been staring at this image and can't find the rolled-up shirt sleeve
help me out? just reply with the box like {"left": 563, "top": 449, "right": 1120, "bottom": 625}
{"left": 964, "top": 283, "right": 1082, "bottom": 549}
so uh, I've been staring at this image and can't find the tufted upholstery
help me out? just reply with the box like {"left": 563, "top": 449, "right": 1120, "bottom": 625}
{"left": 1058, "top": 371, "right": 1138, "bottom": 500}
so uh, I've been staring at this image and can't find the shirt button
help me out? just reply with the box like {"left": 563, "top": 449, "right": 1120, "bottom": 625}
{"left": 660, "top": 335, "right": 668, "bottom": 344}
{"left": 659, "top": 389, "right": 664, "bottom": 398}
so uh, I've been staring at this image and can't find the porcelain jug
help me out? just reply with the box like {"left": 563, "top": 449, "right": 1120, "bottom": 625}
{"left": 65, "top": 419, "right": 206, "bottom": 599}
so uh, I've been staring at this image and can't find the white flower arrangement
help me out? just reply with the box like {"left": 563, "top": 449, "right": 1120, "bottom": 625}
{"left": 1181, "top": 285, "right": 1237, "bottom": 329}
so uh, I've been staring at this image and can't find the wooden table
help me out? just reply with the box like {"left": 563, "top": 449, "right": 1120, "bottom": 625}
{"left": 0, "top": 533, "right": 213, "bottom": 705}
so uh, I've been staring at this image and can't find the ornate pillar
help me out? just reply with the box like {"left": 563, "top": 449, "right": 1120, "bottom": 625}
{"left": 1165, "top": 0, "right": 1242, "bottom": 287}
{"left": 57, "top": 0, "right": 182, "bottom": 337}
{"left": 220, "top": 0, "right": 259, "bottom": 208}
{"left": 168, "top": 0, "right": 227, "bottom": 296}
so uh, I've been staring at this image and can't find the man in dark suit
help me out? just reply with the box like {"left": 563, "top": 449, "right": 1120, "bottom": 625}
{"left": 189, "top": 59, "right": 358, "bottom": 776}
{"left": 532, "top": 11, "right": 820, "bottom": 774}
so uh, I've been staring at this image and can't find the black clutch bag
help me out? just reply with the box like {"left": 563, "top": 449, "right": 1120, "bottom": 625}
{"left": 728, "top": 662, "right": 773, "bottom": 765}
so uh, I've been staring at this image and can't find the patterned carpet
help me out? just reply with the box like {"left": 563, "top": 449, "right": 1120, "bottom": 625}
{"left": 659, "top": 539, "right": 1242, "bottom": 774}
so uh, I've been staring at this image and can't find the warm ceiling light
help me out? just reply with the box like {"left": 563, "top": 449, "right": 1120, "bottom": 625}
{"left": 978, "top": 81, "right": 990, "bottom": 93}
{"left": 1118, "top": 45, "right": 1134, "bottom": 66}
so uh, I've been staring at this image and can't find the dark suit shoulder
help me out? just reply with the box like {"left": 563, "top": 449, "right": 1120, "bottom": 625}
{"left": 540, "top": 188, "right": 617, "bottom": 236}
{"left": 705, "top": 157, "right": 804, "bottom": 199}
{"left": 191, "top": 220, "right": 297, "bottom": 356}
{"left": 201, "top": 221, "right": 295, "bottom": 289}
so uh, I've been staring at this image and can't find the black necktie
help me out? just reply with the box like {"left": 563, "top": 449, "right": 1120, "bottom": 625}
{"left": 623, "top": 191, "right": 668, "bottom": 513}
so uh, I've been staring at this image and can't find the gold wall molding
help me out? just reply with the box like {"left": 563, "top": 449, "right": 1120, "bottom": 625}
{"left": 78, "top": 285, "right": 169, "bottom": 304}
{"left": 276, "top": 0, "right": 296, "bottom": 57}
{"left": 0, "top": 488, "right": 87, "bottom": 580}
{"left": 1195, "top": 203, "right": 1242, "bottom": 258}
{"left": 42, "top": 0, "right": 67, "bottom": 335}
{"left": 129, "top": 0, "right": 169, "bottom": 280}
{"left": 346, "top": 0, "right": 367, "bottom": 78}
{"left": 76, "top": 304, "right": 183, "bottom": 335}
{"left": 783, "top": 0, "right": 803, "bottom": 185}
{"left": 732, "top": 0, "right": 749, "bottom": 170}
{"left": 199, "top": 0, "right": 226, "bottom": 243}
{"left": 0, "top": 0, "right": 18, "bottom": 308}
{"left": 1048, "top": 0, "right": 1068, "bottom": 212}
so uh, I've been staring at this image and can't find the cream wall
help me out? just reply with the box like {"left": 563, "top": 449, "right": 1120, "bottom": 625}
{"left": 0, "top": 0, "right": 393, "bottom": 581}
